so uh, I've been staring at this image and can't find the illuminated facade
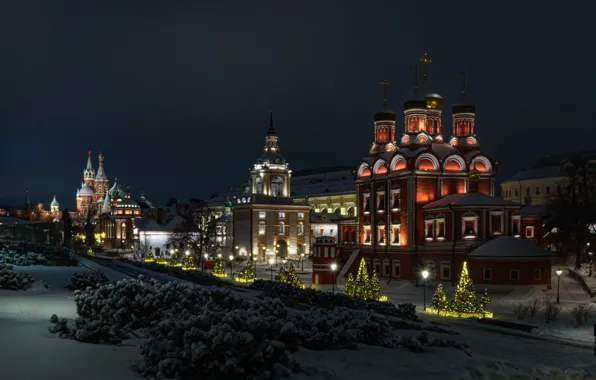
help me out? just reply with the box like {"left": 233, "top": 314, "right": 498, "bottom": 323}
{"left": 351, "top": 62, "right": 553, "bottom": 286}
{"left": 76, "top": 151, "right": 122, "bottom": 218}
{"left": 233, "top": 111, "right": 311, "bottom": 261}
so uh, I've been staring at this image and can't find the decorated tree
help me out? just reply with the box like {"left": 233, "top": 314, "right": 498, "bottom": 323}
{"left": 236, "top": 260, "right": 256, "bottom": 283}
{"left": 144, "top": 247, "right": 155, "bottom": 263}
{"left": 182, "top": 254, "right": 195, "bottom": 271}
{"left": 344, "top": 259, "right": 373, "bottom": 299}
{"left": 156, "top": 250, "right": 167, "bottom": 265}
{"left": 430, "top": 284, "right": 449, "bottom": 315}
{"left": 212, "top": 258, "right": 226, "bottom": 277}
{"left": 285, "top": 264, "right": 304, "bottom": 289}
{"left": 169, "top": 252, "right": 181, "bottom": 267}
{"left": 368, "top": 271, "right": 383, "bottom": 301}
{"left": 450, "top": 261, "right": 481, "bottom": 315}
{"left": 275, "top": 267, "right": 288, "bottom": 282}
{"left": 479, "top": 289, "right": 491, "bottom": 316}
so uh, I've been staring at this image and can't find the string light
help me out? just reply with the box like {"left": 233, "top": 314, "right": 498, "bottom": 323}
{"left": 236, "top": 260, "right": 256, "bottom": 283}
{"left": 212, "top": 257, "right": 226, "bottom": 277}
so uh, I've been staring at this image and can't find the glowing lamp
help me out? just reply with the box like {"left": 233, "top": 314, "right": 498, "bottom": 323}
{"left": 204, "top": 253, "right": 208, "bottom": 259}
{"left": 170, "top": 250, "right": 174, "bottom": 254}
{"left": 229, "top": 255, "right": 234, "bottom": 261}
{"left": 422, "top": 270, "right": 429, "bottom": 279}
{"left": 331, "top": 263, "right": 337, "bottom": 271}
{"left": 556, "top": 269, "right": 563, "bottom": 277}
{"left": 185, "top": 250, "right": 190, "bottom": 256}
{"left": 268, "top": 258, "right": 274, "bottom": 265}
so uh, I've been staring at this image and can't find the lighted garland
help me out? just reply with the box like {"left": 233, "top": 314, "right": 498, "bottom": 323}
{"left": 274, "top": 264, "right": 304, "bottom": 288}
{"left": 169, "top": 252, "right": 181, "bottom": 267}
{"left": 156, "top": 251, "right": 167, "bottom": 265}
{"left": 143, "top": 248, "right": 155, "bottom": 263}
{"left": 430, "top": 283, "right": 449, "bottom": 315}
{"left": 344, "top": 258, "right": 386, "bottom": 301}
{"left": 236, "top": 260, "right": 255, "bottom": 283}
{"left": 212, "top": 258, "right": 226, "bottom": 277}
{"left": 426, "top": 307, "right": 493, "bottom": 319}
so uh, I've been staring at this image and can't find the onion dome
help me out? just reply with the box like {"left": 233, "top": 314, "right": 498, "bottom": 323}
{"left": 79, "top": 183, "right": 94, "bottom": 197}
{"left": 117, "top": 188, "right": 140, "bottom": 210}
{"left": 453, "top": 104, "right": 476, "bottom": 114}
{"left": 97, "top": 197, "right": 104, "bottom": 204}
{"left": 102, "top": 193, "right": 112, "bottom": 214}
{"left": 374, "top": 108, "right": 396, "bottom": 122}
{"left": 424, "top": 93, "right": 443, "bottom": 110}
{"left": 109, "top": 178, "right": 126, "bottom": 200}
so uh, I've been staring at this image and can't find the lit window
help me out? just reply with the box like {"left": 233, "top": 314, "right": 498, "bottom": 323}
{"left": 297, "top": 222, "right": 304, "bottom": 235}
{"left": 363, "top": 193, "right": 370, "bottom": 214}
{"left": 278, "top": 222, "right": 285, "bottom": 235}
{"left": 259, "top": 212, "right": 266, "bottom": 219}
{"left": 391, "top": 225, "right": 400, "bottom": 245}
{"left": 377, "top": 192, "right": 385, "bottom": 213}
{"left": 462, "top": 215, "right": 479, "bottom": 239}
{"left": 297, "top": 213, "right": 304, "bottom": 219}
{"left": 525, "top": 226, "right": 535, "bottom": 239}
{"left": 378, "top": 226, "right": 385, "bottom": 245}
{"left": 258, "top": 221, "right": 265, "bottom": 235}
{"left": 364, "top": 227, "right": 371, "bottom": 244}
{"left": 391, "top": 189, "right": 400, "bottom": 210}
{"left": 510, "top": 269, "right": 519, "bottom": 281}
{"left": 436, "top": 219, "right": 445, "bottom": 240}
{"left": 425, "top": 220, "right": 435, "bottom": 241}
{"left": 483, "top": 268, "right": 492, "bottom": 280}
{"left": 278, "top": 212, "right": 285, "bottom": 219}
{"left": 512, "top": 216, "right": 521, "bottom": 237}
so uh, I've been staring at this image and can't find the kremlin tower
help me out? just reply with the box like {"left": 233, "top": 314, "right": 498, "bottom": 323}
{"left": 76, "top": 151, "right": 116, "bottom": 218}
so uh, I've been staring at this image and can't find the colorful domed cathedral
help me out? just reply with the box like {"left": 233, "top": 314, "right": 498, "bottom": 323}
{"left": 75, "top": 151, "right": 126, "bottom": 219}
{"left": 352, "top": 54, "right": 553, "bottom": 286}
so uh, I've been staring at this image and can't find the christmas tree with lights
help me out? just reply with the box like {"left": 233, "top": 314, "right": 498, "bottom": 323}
{"left": 169, "top": 252, "right": 181, "bottom": 267}
{"left": 479, "top": 289, "right": 491, "bottom": 316}
{"left": 344, "top": 273, "right": 355, "bottom": 295}
{"left": 275, "top": 267, "right": 288, "bottom": 282}
{"left": 345, "top": 258, "right": 373, "bottom": 299}
{"left": 144, "top": 247, "right": 155, "bottom": 263}
{"left": 430, "top": 284, "right": 449, "bottom": 315}
{"left": 212, "top": 257, "right": 226, "bottom": 277}
{"left": 182, "top": 254, "right": 195, "bottom": 271}
{"left": 236, "top": 260, "right": 255, "bottom": 283}
{"left": 368, "top": 271, "right": 382, "bottom": 301}
{"left": 156, "top": 250, "right": 167, "bottom": 265}
{"left": 285, "top": 263, "right": 304, "bottom": 288}
{"left": 450, "top": 261, "right": 481, "bottom": 315}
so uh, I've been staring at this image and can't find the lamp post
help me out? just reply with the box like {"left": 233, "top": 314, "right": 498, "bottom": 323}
{"left": 331, "top": 263, "right": 337, "bottom": 293}
{"left": 589, "top": 252, "right": 594, "bottom": 276}
{"left": 269, "top": 258, "right": 274, "bottom": 280}
{"left": 421, "top": 270, "right": 429, "bottom": 311}
{"left": 203, "top": 253, "right": 208, "bottom": 270}
{"left": 556, "top": 268, "right": 563, "bottom": 304}
{"left": 228, "top": 255, "right": 234, "bottom": 278}
{"left": 283, "top": 259, "right": 287, "bottom": 269}
{"left": 300, "top": 253, "right": 305, "bottom": 271}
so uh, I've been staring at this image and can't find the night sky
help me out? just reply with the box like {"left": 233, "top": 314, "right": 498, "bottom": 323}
{"left": 0, "top": 1, "right": 592, "bottom": 209}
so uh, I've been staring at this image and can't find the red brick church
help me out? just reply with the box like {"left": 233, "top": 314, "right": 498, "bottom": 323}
{"left": 349, "top": 59, "right": 553, "bottom": 286}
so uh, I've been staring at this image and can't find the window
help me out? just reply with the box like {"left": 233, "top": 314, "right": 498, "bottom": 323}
{"left": 347, "top": 207, "right": 355, "bottom": 217}
{"left": 425, "top": 220, "right": 435, "bottom": 241}
{"left": 525, "top": 226, "right": 535, "bottom": 239}
{"left": 545, "top": 186, "right": 550, "bottom": 195}
{"left": 364, "top": 227, "right": 371, "bottom": 244}
{"left": 392, "top": 260, "right": 401, "bottom": 277}
{"left": 297, "top": 213, "right": 304, "bottom": 219}
{"left": 378, "top": 227, "right": 385, "bottom": 245}
{"left": 278, "top": 222, "right": 285, "bottom": 235}
{"left": 510, "top": 269, "right": 519, "bottom": 281}
{"left": 373, "top": 259, "right": 381, "bottom": 274}
{"left": 377, "top": 192, "right": 385, "bottom": 212}
{"left": 483, "top": 268, "right": 492, "bottom": 280}
{"left": 391, "top": 189, "right": 401, "bottom": 210}
{"left": 512, "top": 216, "right": 521, "bottom": 237}
{"left": 363, "top": 193, "right": 370, "bottom": 214}
{"left": 383, "top": 260, "right": 390, "bottom": 276}
{"left": 462, "top": 215, "right": 478, "bottom": 239}
{"left": 515, "top": 189, "right": 519, "bottom": 197}
{"left": 536, "top": 187, "right": 540, "bottom": 196}
{"left": 391, "top": 225, "right": 400, "bottom": 245}
{"left": 441, "top": 262, "right": 451, "bottom": 280}
{"left": 334, "top": 207, "right": 341, "bottom": 215}
{"left": 534, "top": 269, "right": 541, "bottom": 280}
{"left": 259, "top": 212, "right": 266, "bottom": 219}
{"left": 297, "top": 222, "right": 304, "bottom": 235}
{"left": 258, "top": 221, "right": 266, "bottom": 235}
{"left": 436, "top": 219, "right": 445, "bottom": 240}
{"left": 490, "top": 211, "right": 503, "bottom": 235}
{"left": 278, "top": 212, "right": 285, "bottom": 219}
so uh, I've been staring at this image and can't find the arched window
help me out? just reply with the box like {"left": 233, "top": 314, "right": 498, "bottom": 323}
{"left": 278, "top": 221, "right": 285, "bottom": 235}
{"left": 271, "top": 176, "right": 283, "bottom": 197}
{"left": 297, "top": 222, "right": 304, "bottom": 235}
{"left": 334, "top": 207, "right": 341, "bottom": 214}
{"left": 347, "top": 207, "right": 355, "bottom": 217}
{"left": 255, "top": 177, "right": 263, "bottom": 194}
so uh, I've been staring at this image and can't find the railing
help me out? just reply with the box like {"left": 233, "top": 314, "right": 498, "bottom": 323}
{"left": 567, "top": 268, "right": 595, "bottom": 297}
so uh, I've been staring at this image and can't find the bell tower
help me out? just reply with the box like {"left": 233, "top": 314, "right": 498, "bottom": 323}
{"left": 450, "top": 69, "right": 479, "bottom": 149}
{"left": 370, "top": 80, "right": 397, "bottom": 155}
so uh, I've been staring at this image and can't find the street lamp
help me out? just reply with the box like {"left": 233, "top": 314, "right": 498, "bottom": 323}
{"left": 331, "top": 263, "right": 337, "bottom": 293}
{"left": 283, "top": 259, "right": 287, "bottom": 269}
{"left": 556, "top": 268, "right": 563, "bottom": 304}
{"left": 300, "top": 253, "right": 305, "bottom": 271}
{"left": 203, "top": 253, "right": 208, "bottom": 270}
{"left": 268, "top": 258, "right": 274, "bottom": 280}
{"left": 229, "top": 255, "right": 234, "bottom": 278}
{"left": 421, "top": 270, "right": 429, "bottom": 311}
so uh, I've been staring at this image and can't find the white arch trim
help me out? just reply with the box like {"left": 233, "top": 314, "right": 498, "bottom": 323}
{"left": 357, "top": 162, "right": 370, "bottom": 177}
{"left": 415, "top": 153, "right": 440, "bottom": 171}
{"left": 465, "top": 136, "right": 478, "bottom": 145}
{"left": 390, "top": 154, "right": 408, "bottom": 171}
{"left": 385, "top": 143, "right": 397, "bottom": 152}
{"left": 472, "top": 156, "right": 492, "bottom": 173}
{"left": 373, "top": 159, "right": 387, "bottom": 174}
{"left": 415, "top": 132, "right": 431, "bottom": 143}
{"left": 443, "top": 154, "right": 466, "bottom": 171}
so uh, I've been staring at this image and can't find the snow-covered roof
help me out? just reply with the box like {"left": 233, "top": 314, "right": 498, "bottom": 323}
{"left": 516, "top": 204, "right": 549, "bottom": 217}
{"left": 467, "top": 236, "right": 554, "bottom": 258}
{"left": 422, "top": 192, "right": 521, "bottom": 209}
{"left": 504, "top": 165, "right": 565, "bottom": 182}
{"left": 79, "top": 183, "right": 94, "bottom": 196}
{"left": 135, "top": 218, "right": 162, "bottom": 231}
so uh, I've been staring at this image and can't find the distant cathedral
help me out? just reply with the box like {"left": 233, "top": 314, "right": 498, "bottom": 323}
{"left": 75, "top": 151, "right": 126, "bottom": 218}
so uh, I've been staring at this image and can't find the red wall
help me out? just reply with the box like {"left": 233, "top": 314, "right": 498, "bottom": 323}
{"left": 468, "top": 258, "right": 552, "bottom": 286}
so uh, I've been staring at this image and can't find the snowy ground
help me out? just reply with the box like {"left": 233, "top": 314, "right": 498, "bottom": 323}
{"left": 2, "top": 258, "right": 596, "bottom": 379}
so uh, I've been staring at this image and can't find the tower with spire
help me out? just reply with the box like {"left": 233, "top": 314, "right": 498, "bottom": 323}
{"left": 76, "top": 150, "right": 113, "bottom": 218}
{"left": 50, "top": 195, "right": 60, "bottom": 217}
{"left": 94, "top": 153, "right": 109, "bottom": 203}
{"left": 370, "top": 80, "right": 397, "bottom": 155}
{"left": 450, "top": 68, "right": 479, "bottom": 149}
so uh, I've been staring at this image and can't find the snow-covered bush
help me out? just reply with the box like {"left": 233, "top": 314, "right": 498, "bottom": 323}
{"left": 527, "top": 297, "right": 541, "bottom": 317}
{"left": 512, "top": 302, "right": 529, "bottom": 320}
{"left": 64, "top": 271, "right": 110, "bottom": 291}
{"left": 543, "top": 294, "right": 561, "bottom": 323}
{"left": 0, "top": 263, "right": 34, "bottom": 290}
{"left": 570, "top": 304, "right": 592, "bottom": 328}
{"left": 0, "top": 248, "right": 78, "bottom": 266}
{"left": 249, "top": 279, "right": 419, "bottom": 321}
{"left": 120, "top": 258, "right": 229, "bottom": 287}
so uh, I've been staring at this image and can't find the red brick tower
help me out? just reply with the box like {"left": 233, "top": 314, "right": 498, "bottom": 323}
{"left": 311, "top": 236, "right": 338, "bottom": 288}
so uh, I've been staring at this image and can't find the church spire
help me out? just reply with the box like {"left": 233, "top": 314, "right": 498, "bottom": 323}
{"left": 83, "top": 150, "right": 95, "bottom": 184}
{"left": 267, "top": 106, "right": 275, "bottom": 136}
